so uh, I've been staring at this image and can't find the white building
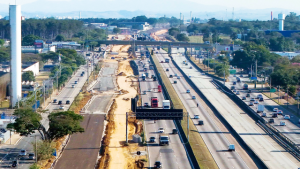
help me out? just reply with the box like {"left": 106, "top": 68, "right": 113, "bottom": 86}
{"left": 272, "top": 52, "right": 300, "bottom": 60}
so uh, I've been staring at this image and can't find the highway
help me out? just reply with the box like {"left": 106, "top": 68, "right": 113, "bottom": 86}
{"left": 170, "top": 48, "right": 300, "bottom": 168}
{"left": 0, "top": 50, "right": 98, "bottom": 169}
{"left": 136, "top": 50, "right": 192, "bottom": 169}
{"left": 153, "top": 49, "right": 258, "bottom": 169}
{"left": 226, "top": 74, "right": 300, "bottom": 147}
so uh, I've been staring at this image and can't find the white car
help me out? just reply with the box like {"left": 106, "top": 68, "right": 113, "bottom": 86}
{"left": 177, "top": 76, "right": 180, "bottom": 79}
{"left": 194, "top": 115, "right": 199, "bottom": 119}
{"left": 236, "top": 91, "right": 240, "bottom": 95}
{"left": 254, "top": 100, "right": 259, "bottom": 104}
{"left": 148, "top": 88, "right": 152, "bottom": 92}
{"left": 19, "top": 149, "right": 27, "bottom": 156}
{"left": 250, "top": 98, "right": 255, "bottom": 102}
{"left": 158, "top": 127, "right": 164, "bottom": 133}
{"left": 284, "top": 115, "right": 290, "bottom": 120}
{"left": 280, "top": 121, "right": 286, "bottom": 126}
{"left": 187, "top": 89, "right": 190, "bottom": 93}
{"left": 273, "top": 108, "right": 278, "bottom": 112}
{"left": 59, "top": 105, "right": 64, "bottom": 110}
{"left": 277, "top": 110, "right": 283, "bottom": 115}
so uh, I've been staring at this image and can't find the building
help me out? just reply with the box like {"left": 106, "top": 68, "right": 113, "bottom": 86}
{"left": 271, "top": 52, "right": 300, "bottom": 60}
{"left": 121, "top": 22, "right": 151, "bottom": 31}
{"left": 22, "top": 45, "right": 56, "bottom": 53}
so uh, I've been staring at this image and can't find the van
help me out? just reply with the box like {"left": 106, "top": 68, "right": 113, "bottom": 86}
{"left": 228, "top": 144, "right": 235, "bottom": 151}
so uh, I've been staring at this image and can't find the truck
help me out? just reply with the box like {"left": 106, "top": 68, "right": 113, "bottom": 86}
{"left": 151, "top": 97, "right": 158, "bottom": 108}
{"left": 159, "top": 134, "right": 169, "bottom": 145}
{"left": 257, "top": 105, "right": 264, "bottom": 113}
{"left": 157, "top": 46, "right": 161, "bottom": 50}
{"left": 243, "top": 84, "right": 248, "bottom": 90}
{"left": 142, "top": 74, "right": 146, "bottom": 81}
{"left": 158, "top": 85, "right": 162, "bottom": 92}
{"left": 163, "top": 100, "right": 170, "bottom": 109}
{"left": 165, "top": 58, "right": 170, "bottom": 63}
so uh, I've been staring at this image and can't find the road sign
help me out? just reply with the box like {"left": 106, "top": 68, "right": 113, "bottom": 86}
{"left": 251, "top": 77, "right": 257, "bottom": 80}
{"left": 229, "top": 69, "right": 236, "bottom": 74}
{"left": 136, "top": 109, "right": 183, "bottom": 120}
{"left": 270, "top": 88, "right": 276, "bottom": 93}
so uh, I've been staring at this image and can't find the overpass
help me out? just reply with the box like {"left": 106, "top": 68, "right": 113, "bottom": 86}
{"left": 95, "top": 40, "right": 213, "bottom": 48}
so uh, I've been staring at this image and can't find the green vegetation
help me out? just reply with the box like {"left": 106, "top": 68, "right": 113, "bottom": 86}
{"left": 7, "top": 108, "right": 84, "bottom": 141}
{"left": 168, "top": 27, "right": 190, "bottom": 42}
{"left": 188, "top": 36, "right": 203, "bottom": 43}
{"left": 22, "top": 71, "right": 35, "bottom": 82}
{"left": 55, "top": 34, "right": 65, "bottom": 41}
{"left": 0, "top": 39, "right": 4, "bottom": 46}
{"left": 22, "top": 34, "right": 41, "bottom": 46}
{"left": 113, "top": 28, "right": 121, "bottom": 34}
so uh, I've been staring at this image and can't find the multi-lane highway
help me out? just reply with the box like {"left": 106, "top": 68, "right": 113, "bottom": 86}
{"left": 153, "top": 48, "right": 259, "bottom": 169}
{"left": 137, "top": 50, "right": 192, "bottom": 169}
{"left": 226, "top": 75, "right": 300, "bottom": 147}
{"left": 170, "top": 48, "right": 300, "bottom": 168}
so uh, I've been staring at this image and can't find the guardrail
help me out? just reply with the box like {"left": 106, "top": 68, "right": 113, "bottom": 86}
{"left": 149, "top": 51, "right": 200, "bottom": 169}
{"left": 171, "top": 58, "right": 268, "bottom": 168}
{"left": 210, "top": 78, "right": 300, "bottom": 161}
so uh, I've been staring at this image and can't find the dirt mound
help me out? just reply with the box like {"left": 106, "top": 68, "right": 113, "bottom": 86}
{"left": 120, "top": 89, "right": 129, "bottom": 94}
{"left": 117, "top": 72, "right": 127, "bottom": 76}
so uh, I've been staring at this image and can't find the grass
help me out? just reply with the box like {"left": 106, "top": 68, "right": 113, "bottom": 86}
{"left": 0, "top": 100, "right": 9, "bottom": 108}
{"left": 219, "top": 35, "right": 231, "bottom": 39}
{"left": 151, "top": 54, "right": 218, "bottom": 169}
{"left": 188, "top": 36, "right": 204, "bottom": 43}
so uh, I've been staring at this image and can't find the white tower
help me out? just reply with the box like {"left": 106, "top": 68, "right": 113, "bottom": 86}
{"left": 278, "top": 13, "right": 285, "bottom": 31}
{"left": 9, "top": 5, "right": 22, "bottom": 107}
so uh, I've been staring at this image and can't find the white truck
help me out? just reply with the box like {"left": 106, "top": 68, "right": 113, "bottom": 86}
{"left": 162, "top": 100, "right": 170, "bottom": 109}
{"left": 257, "top": 105, "right": 264, "bottom": 113}
{"left": 159, "top": 134, "right": 169, "bottom": 146}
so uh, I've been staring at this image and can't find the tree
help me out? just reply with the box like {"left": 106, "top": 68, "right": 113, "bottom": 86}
{"left": 291, "top": 55, "right": 300, "bottom": 63}
{"left": 134, "top": 15, "right": 147, "bottom": 22}
{"left": 55, "top": 34, "right": 65, "bottom": 41}
{"left": 0, "top": 39, "right": 4, "bottom": 46}
{"left": 22, "top": 71, "right": 35, "bottom": 82}
{"left": 177, "top": 34, "right": 189, "bottom": 42}
{"left": 168, "top": 27, "right": 180, "bottom": 36}
{"left": 22, "top": 34, "right": 41, "bottom": 46}
{"left": 113, "top": 28, "right": 121, "bottom": 34}
{"left": 48, "top": 111, "right": 84, "bottom": 140}
{"left": 33, "top": 140, "right": 55, "bottom": 161}
{"left": 0, "top": 50, "right": 9, "bottom": 63}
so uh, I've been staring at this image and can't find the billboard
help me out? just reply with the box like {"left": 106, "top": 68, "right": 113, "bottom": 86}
{"left": 34, "top": 40, "right": 44, "bottom": 48}
{"left": 224, "top": 46, "right": 230, "bottom": 51}
{"left": 45, "top": 40, "right": 52, "bottom": 44}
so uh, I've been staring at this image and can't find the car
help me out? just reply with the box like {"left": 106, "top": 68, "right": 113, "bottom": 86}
{"left": 246, "top": 93, "right": 250, "bottom": 97}
{"left": 194, "top": 115, "right": 200, "bottom": 119}
{"left": 190, "top": 66, "right": 192, "bottom": 69}
{"left": 166, "top": 68, "right": 169, "bottom": 71}
{"left": 174, "top": 81, "right": 177, "bottom": 84}
{"left": 158, "top": 127, "right": 164, "bottom": 133}
{"left": 28, "top": 153, "right": 35, "bottom": 160}
{"left": 187, "top": 89, "right": 190, "bottom": 93}
{"left": 242, "top": 96, "right": 246, "bottom": 100}
{"left": 192, "top": 96, "right": 196, "bottom": 99}
{"left": 284, "top": 115, "right": 290, "bottom": 120}
{"left": 249, "top": 102, "right": 254, "bottom": 106}
{"left": 82, "top": 71, "right": 85, "bottom": 74}
{"left": 261, "top": 112, "right": 267, "bottom": 117}
{"left": 81, "top": 73, "right": 84, "bottom": 77}
{"left": 175, "top": 73, "right": 178, "bottom": 77}
{"left": 269, "top": 118, "right": 275, "bottom": 123}
{"left": 236, "top": 91, "right": 240, "bottom": 95}
{"left": 259, "top": 97, "right": 264, "bottom": 102}
{"left": 240, "top": 74, "right": 243, "bottom": 77}
{"left": 250, "top": 98, "right": 255, "bottom": 102}
{"left": 254, "top": 100, "right": 259, "bottom": 104}
{"left": 233, "top": 82, "right": 236, "bottom": 85}
{"left": 233, "top": 89, "right": 237, "bottom": 93}
{"left": 143, "top": 91, "right": 146, "bottom": 95}
{"left": 58, "top": 100, "right": 62, "bottom": 105}
{"left": 156, "top": 51, "right": 158, "bottom": 54}
{"left": 66, "top": 100, "right": 70, "bottom": 104}
{"left": 0, "top": 128, "right": 7, "bottom": 133}
{"left": 248, "top": 90, "right": 252, "bottom": 93}
{"left": 277, "top": 110, "right": 283, "bottom": 115}
{"left": 12, "top": 160, "right": 17, "bottom": 167}
{"left": 72, "top": 85, "right": 75, "bottom": 88}
{"left": 75, "top": 81, "right": 78, "bottom": 84}
{"left": 280, "top": 121, "right": 286, "bottom": 126}
{"left": 177, "top": 76, "right": 180, "bottom": 79}
{"left": 154, "top": 161, "right": 162, "bottom": 168}
{"left": 273, "top": 108, "right": 278, "bottom": 112}
{"left": 19, "top": 149, "right": 27, "bottom": 156}
{"left": 144, "top": 103, "right": 149, "bottom": 107}
{"left": 59, "top": 105, "right": 64, "bottom": 110}
{"left": 53, "top": 99, "right": 57, "bottom": 103}
{"left": 185, "top": 63, "right": 188, "bottom": 66}
{"left": 231, "top": 86, "right": 235, "bottom": 90}
{"left": 172, "top": 129, "right": 178, "bottom": 134}
{"left": 272, "top": 113, "right": 278, "bottom": 118}
{"left": 149, "top": 137, "right": 156, "bottom": 142}
{"left": 257, "top": 94, "right": 262, "bottom": 99}
{"left": 233, "top": 74, "right": 236, "bottom": 77}
{"left": 148, "top": 88, "right": 152, "bottom": 92}
{"left": 169, "top": 75, "right": 173, "bottom": 78}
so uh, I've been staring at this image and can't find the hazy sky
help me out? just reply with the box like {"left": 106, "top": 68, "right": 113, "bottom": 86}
{"left": 0, "top": 0, "right": 300, "bottom": 13}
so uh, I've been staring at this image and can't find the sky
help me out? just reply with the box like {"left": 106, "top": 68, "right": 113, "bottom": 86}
{"left": 0, "top": 0, "right": 300, "bottom": 20}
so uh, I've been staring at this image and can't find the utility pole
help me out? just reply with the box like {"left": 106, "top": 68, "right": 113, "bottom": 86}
{"left": 126, "top": 112, "right": 128, "bottom": 144}
{"left": 287, "top": 87, "right": 289, "bottom": 108}
{"left": 87, "top": 59, "right": 89, "bottom": 84}
{"left": 278, "top": 86, "right": 280, "bottom": 104}
{"left": 270, "top": 76, "right": 272, "bottom": 97}
{"left": 34, "top": 89, "right": 37, "bottom": 110}
{"left": 207, "top": 51, "right": 210, "bottom": 73}
{"left": 254, "top": 60, "right": 257, "bottom": 88}
{"left": 43, "top": 80, "right": 45, "bottom": 106}
{"left": 35, "top": 135, "right": 37, "bottom": 163}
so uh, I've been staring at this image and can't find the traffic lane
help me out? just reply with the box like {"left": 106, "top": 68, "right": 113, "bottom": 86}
{"left": 227, "top": 80, "right": 300, "bottom": 145}
{"left": 54, "top": 114, "right": 105, "bottom": 169}
{"left": 156, "top": 53, "right": 250, "bottom": 169}
{"left": 174, "top": 57, "right": 300, "bottom": 168}
{"left": 87, "top": 95, "right": 113, "bottom": 113}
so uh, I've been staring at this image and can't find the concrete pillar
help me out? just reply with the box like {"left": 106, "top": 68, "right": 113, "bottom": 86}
{"left": 10, "top": 5, "right": 22, "bottom": 107}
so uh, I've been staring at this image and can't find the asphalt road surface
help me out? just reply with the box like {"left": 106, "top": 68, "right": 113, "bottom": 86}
{"left": 154, "top": 49, "right": 256, "bottom": 169}
{"left": 87, "top": 95, "right": 113, "bottom": 114}
{"left": 54, "top": 114, "right": 105, "bottom": 169}
{"left": 137, "top": 51, "right": 192, "bottom": 169}
{"left": 171, "top": 48, "right": 300, "bottom": 168}
{"left": 226, "top": 75, "right": 300, "bottom": 148}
